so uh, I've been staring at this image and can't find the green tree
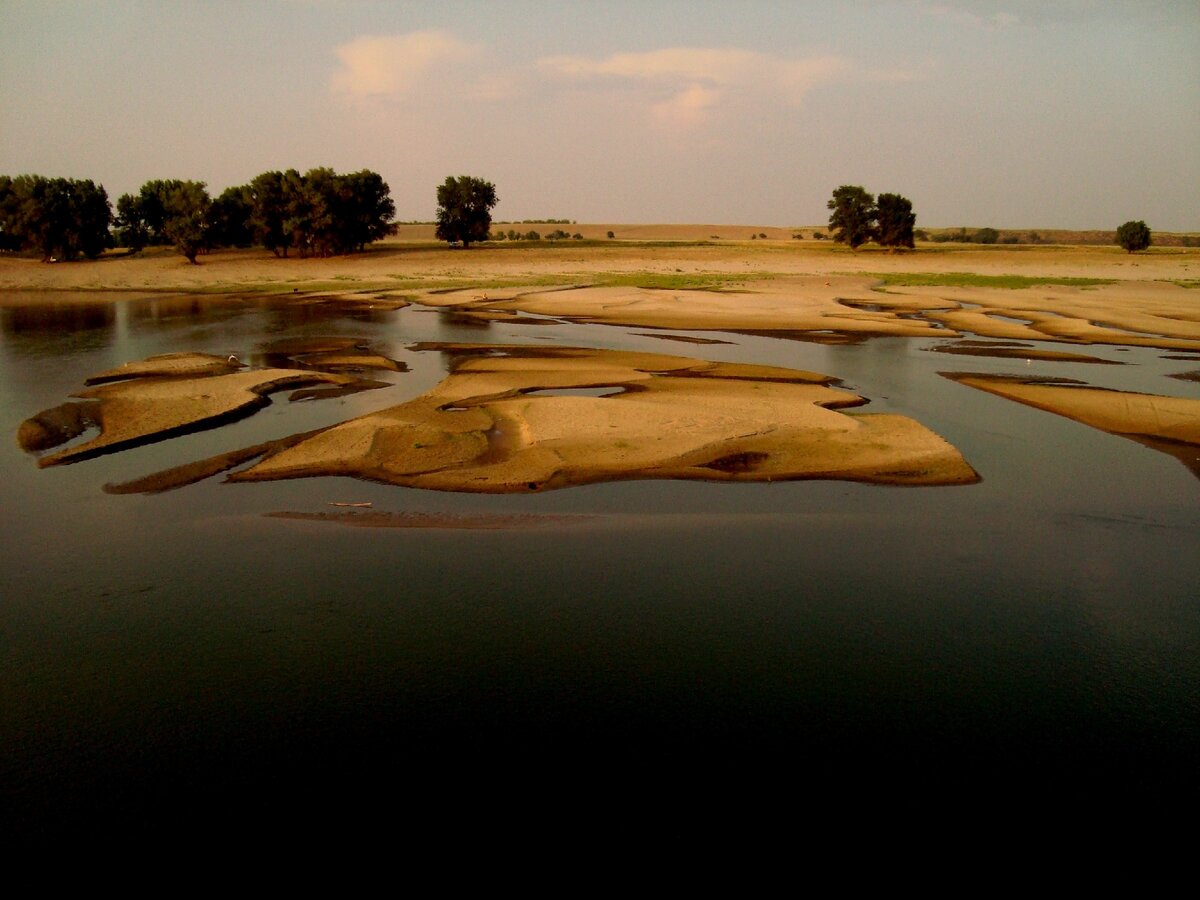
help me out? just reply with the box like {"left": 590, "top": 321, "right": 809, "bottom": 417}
{"left": 875, "top": 193, "right": 916, "bottom": 251}
{"left": 338, "top": 169, "right": 396, "bottom": 252}
{"left": 207, "top": 185, "right": 253, "bottom": 248}
{"left": 247, "top": 170, "right": 290, "bottom": 256}
{"left": 161, "top": 181, "right": 211, "bottom": 264}
{"left": 0, "top": 175, "right": 112, "bottom": 260}
{"left": 974, "top": 227, "right": 999, "bottom": 244}
{"left": 114, "top": 193, "right": 150, "bottom": 250}
{"left": 1116, "top": 220, "right": 1151, "bottom": 253}
{"left": 435, "top": 176, "right": 497, "bottom": 248}
{"left": 827, "top": 185, "right": 876, "bottom": 250}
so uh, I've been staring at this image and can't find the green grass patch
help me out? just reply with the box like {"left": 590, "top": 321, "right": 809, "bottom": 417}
{"left": 1168, "top": 279, "right": 1200, "bottom": 289}
{"left": 593, "top": 271, "right": 773, "bottom": 291}
{"left": 857, "top": 272, "right": 1116, "bottom": 289}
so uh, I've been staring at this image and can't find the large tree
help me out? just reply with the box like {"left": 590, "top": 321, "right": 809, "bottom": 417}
{"left": 1116, "top": 220, "right": 1151, "bottom": 253}
{"left": 827, "top": 185, "right": 876, "bottom": 250}
{"left": 160, "top": 181, "right": 211, "bottom": 264}
{"left": 435, "top": 176, "right": 497, "bottom": 248}
{"left": 0, "top": 175, "right": 112, "bottom": 261}
{"left": 875, "top": 193, "right": 915, "bottom": 251}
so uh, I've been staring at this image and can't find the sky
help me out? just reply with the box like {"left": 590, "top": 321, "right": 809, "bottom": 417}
{"left": 1, "top": 0, "right": 1197, "bottom": 230}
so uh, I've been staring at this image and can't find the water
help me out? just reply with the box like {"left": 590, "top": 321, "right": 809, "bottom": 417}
{"left": 2, "top": 294, "right": 1198, "bottom": 837}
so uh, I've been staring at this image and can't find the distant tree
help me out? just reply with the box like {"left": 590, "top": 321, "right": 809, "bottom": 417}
{"left": 827, "top": 185, "right": 876, "bottom": 249}
{"left": 247, "top": 170, "right": 291, "bottom": 257}
{"left": 114, "top": 193, "right": 150, "bottom": 250}
{"left": 337, "top": 169, "right": 396, "bottom": 252}
{"left": 606, "top": 231, "right": 615, "bottom": 239}
{"left": 207, "top": 185, "right": 253, "bottom": 248}
{"left": 435, "top": 176, "right": 497, "bottom": 248}
{"left": 0, "top": 175, "right": 112, "bottom": 261}
{"left": 161, "top": 181, "right": 211, "bottom": 263}
{"left": 875, "top": 193, "right": 916, "bottom": 251}
{"left": 135, "top": 180, "right": 187, "bottom": 245}
{"left": 572, "top": 233, "right": 583, "bottom": 240}
{"left": 524, "top": 230, "right": 541, "bottom": 241}
{"left": 974, "top": 227, "right": 999, "bottom": 244}
{"left": 1116, "top": 220, "right": 1151, "bottom": 253}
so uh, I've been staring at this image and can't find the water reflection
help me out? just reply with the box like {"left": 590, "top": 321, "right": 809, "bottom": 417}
{"left": 1, "top": 291, "right": 1198, "bottom": 834}
{"left": 2, "top": 301, "right": 115, "bottom": 336}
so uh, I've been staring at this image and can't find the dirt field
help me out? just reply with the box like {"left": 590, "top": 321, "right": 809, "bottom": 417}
{"left": 2, "top": 231, "right": 1197, "bottom": 292}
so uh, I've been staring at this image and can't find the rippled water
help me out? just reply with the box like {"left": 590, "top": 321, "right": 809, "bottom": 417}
{"left": 2, "top": 293, "right": 1197, "bottom": 836}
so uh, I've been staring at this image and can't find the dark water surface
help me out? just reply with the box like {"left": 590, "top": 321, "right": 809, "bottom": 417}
{"left": 2, "top": 294, "right": 1198, "bottom": 836}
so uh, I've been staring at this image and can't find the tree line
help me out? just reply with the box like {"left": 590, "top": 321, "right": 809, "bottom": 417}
{"left": 1, "top": 170, "right": 1165, "bottom": 260}
{"left": 0, "top": 168, "right": 396, "bottom": 263}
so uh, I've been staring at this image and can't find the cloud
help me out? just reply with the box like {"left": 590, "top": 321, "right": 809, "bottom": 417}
{"left": 538, "top": 47, "right": 849, "bottom": 125}
{"left": 331, "top": 30, "right": 479, "bottom": 97}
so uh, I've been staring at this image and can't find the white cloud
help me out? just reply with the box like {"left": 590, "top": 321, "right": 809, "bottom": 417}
{"left": 538, "top": 47, "right": 849, "bottom": 125}
{"left": 331, "top": 30, "right": 479, "bottom": 97}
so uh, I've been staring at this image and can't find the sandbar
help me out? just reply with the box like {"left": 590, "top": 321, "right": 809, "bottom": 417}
{"left": 231, "top": 344, "right": 979, "bottom": 491}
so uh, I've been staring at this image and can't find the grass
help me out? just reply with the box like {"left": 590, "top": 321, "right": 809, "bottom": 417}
{"left": 857, "top": 272, "right": 1116, "bottom": 289}
{"left": 1168, "top": 279, "right": 1200, "bottom": 289}
{"left": 593, "top": 271, "right": 773, "bottom": 291}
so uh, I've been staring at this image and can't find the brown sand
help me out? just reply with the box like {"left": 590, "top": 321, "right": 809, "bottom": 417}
{"left": 231, "top": 345, "right": 979, "bottom": 491}
{"left": 944, "top": 373, "right": 1200, "bottom": 477}
{"left": 85, "top": 351, "right": 244, "bottom": 384}
{"left": 22, "top": 367, "right": 357, "bottom": 466}
{"left": 926, "top": 343, "right": 1119, "bottom": 364}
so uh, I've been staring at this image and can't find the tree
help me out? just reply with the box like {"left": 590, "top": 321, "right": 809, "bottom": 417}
{"left": 435, "top": 176, "right": 497, "bottom": 248}
{"left": 338, "top": 169, "right": 396, "bottom": 252}
{"left": 1116, "top": 220, "right": 1151, "bottom": 253}
{"left": 0, "top": 175, "right": 112, "bottom": 260}
{"left": 827, "top": 185, "right": 876, "bottom": 250}
{"left": 875, "top": 193, "right": 916, "bottom": 251}
{"left": 207, "top": 185, "right": 253, "bottom": 248}
{"left": 160, "top": 181, "right": 211, "bottom": 264}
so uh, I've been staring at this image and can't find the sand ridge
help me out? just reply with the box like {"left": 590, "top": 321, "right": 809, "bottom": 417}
{"left": 231, "top": 344, "right": 979, "bottom": 491}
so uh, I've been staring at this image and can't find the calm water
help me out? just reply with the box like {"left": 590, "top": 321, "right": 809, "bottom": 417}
{"left": 2, "top": 293, "right": 1198, "bottom": 835}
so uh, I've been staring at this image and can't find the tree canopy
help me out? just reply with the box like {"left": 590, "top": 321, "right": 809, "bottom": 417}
{"left": 1116, "top": 220, "right": 1151, "bottom": 253}
{"left": 875, "top": 193, "right": 916, "bottom": 250}
{"left": 827, "top": 185, "right": 876, "bottom": 250}
{"left": 435, "top": 176, "right": 497, "bottom": 248}
{"left": 826, "top": 186, "right": 918, "bottom": 251}
{"left": 0, "top": 175, "right": 112, "bottom": 261}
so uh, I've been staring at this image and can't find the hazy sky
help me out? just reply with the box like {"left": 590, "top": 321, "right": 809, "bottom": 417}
{"left": 2, "top": 0, "right": 1197, "bottom": 229}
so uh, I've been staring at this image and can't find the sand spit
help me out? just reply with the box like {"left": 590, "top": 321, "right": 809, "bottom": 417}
{"left": 943, "top": 373, "right": 1200, "bottom": 477}
{"left": 411, "top": 276, "right": 1200, "bottom": 352}
{"left": 926, "top": 342, "right": 1119, "bottom": 364}
{"left": 230, "top": 344, "right": 979, "bottom": 491}
{"left": 20, "top": 367, "right": 357, "bottom": 466}
{"left": 422, "top": 280, "right": 955, "bottom": 339}
{"left": 85, "top": 352, "right": 245, "bottom": 384}
{"left": 265, "top": 509, "right": 597, "bottom": 529}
